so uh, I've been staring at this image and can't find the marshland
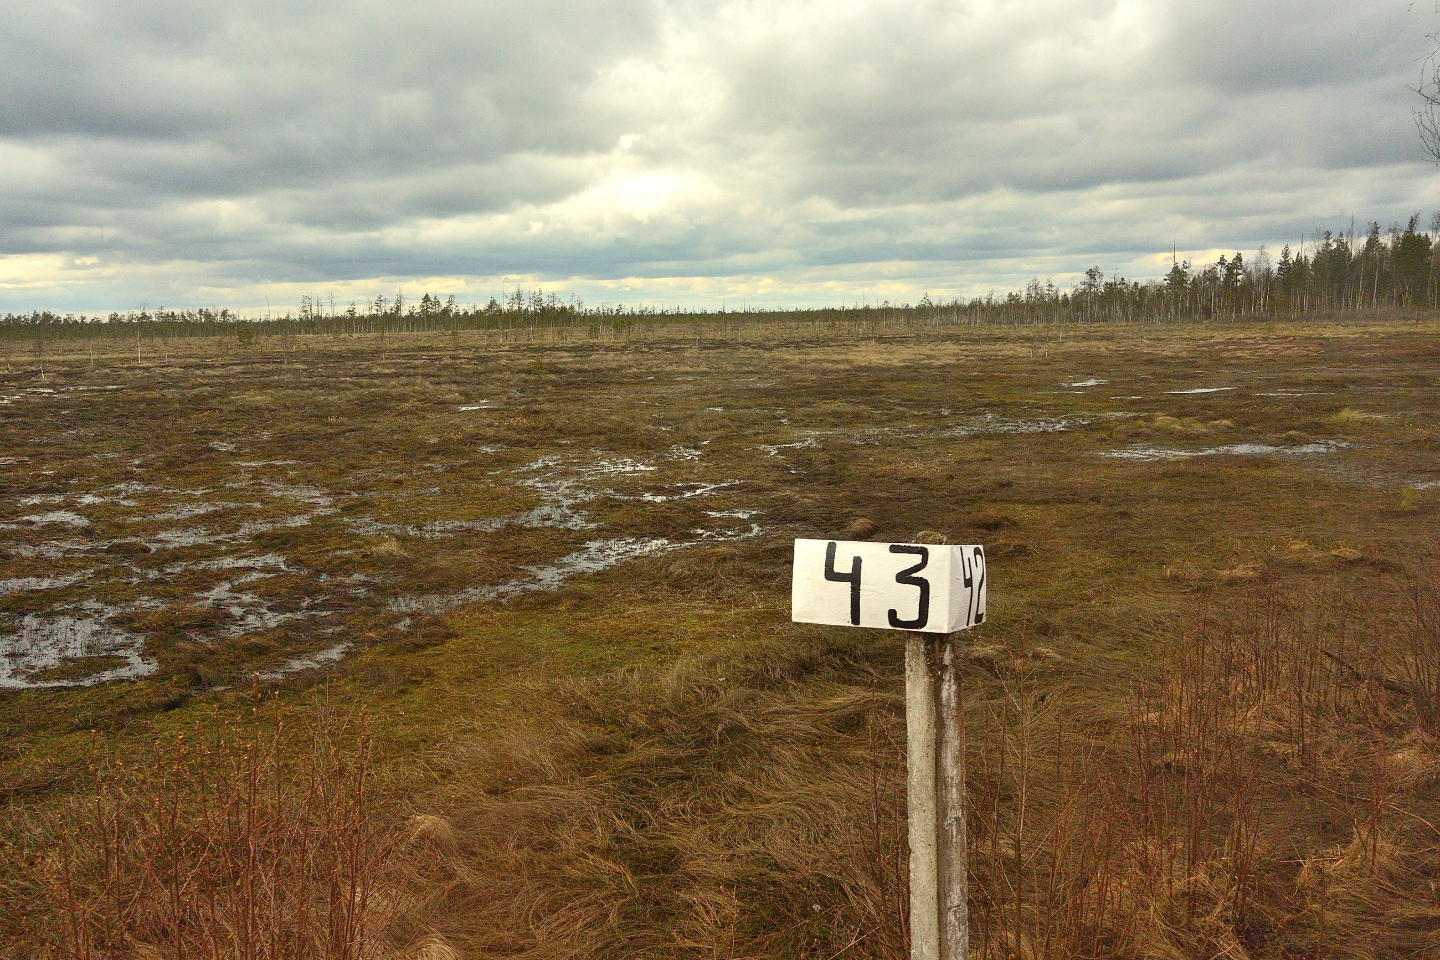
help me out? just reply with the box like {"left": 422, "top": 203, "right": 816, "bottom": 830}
{"left": 0, "top": 305, "right": 1437, "bottom": 958}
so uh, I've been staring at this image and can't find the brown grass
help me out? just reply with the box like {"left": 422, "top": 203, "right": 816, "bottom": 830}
{"left": 384, "top": 632, "right": 912, "bottom": 959}
{"left": 350, "top": 577, "right": 1440, "bottom": 959}
{"left": 21, "top": 697, "right": 401, "bottom": 959}
{"left": 2, "top": 315, "right": 1440, "bottom": 957}
{"left": 958, "top": 574, "right": 1440, "bottom": 960}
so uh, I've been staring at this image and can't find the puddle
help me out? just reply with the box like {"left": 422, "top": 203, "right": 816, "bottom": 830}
{"left": 639, "top": 481, "right": 742, "bottom": 503}
{"left": 0, "top": 572, "right": 90, "bottom": 596}
{"left": 198, "top": 581, "right": 317, "bottom": 637}
{"left": 165, "top": 554, "right": 289, "bottom": 574}
{"left": 843, "top": 426, "right": 911, "bottom": 446}
{"left": 350, "top": 455, "right": 743, "bottom": 554}
{"left": 0, "top": 615, "right": 156, "bottom": 689}
{"left": 106, "top": 481, "right": 173, "bottom": 497}
{"left": 256, "top": 481, "right": 333, "bottom": 506}
{"left": 257, "top": 642, "right": 351, "bottom": 681}
{"left": 144, "top": 501, "right": 256, "bottom": 522}
{"left": 458, "top": 403, "right": 489, "bottom": 411}
{"left": 0, "top": 443, "right": 752, "bottom": 686}
{"left": 944, "top": 415, "right": 1090, "bottom": 437}
{"left": 6, "top": 539, "right": 96, "bottom": 559}
{"left": 1101, "top": 442, "right": 1345, "bottom": 462}
{"left": 1255, "top": 391, "right": 1329, "bottom": 397}
{"left": 586, "top": 458, "right": 658, "bottom": 477}
{"left": 361, "top": 486, "right": 443, "bottom": 501}
{"left": 235, "top": 509, "right": 338, "bottom": 537}
{"left": 390, "top": 524, "right": 762, "bottom": 615}
{"left": 141, "top": 527, "right": 233, "bottom": 550}
{"left": 757, "top": 438, "right": 822, "bottom": 456}
{"left": 19, "top": 511, "right": 90, "bottom": 528}
{"left": 135, "top": 509, "right": 335, "bottom": 551}
{"left": 1062, "top": 379, "right": 1108, "bottom": 388}
{"left": 1165, "top": 387, "right": 1235, "bottom": 395}
{"left": 389, "top": 536, "right": 678, "bottom": 613}
{"left": 21, "top": 492, "right": 141, "bottom": 509}
{"left": 346, "top": 502, "right": 598, "bottom": 540}
{"left": 509, "top": 455, "right": 568, "bottom": 474}
{"left": 78, "top": 493, "right": 137, "bottom": 507}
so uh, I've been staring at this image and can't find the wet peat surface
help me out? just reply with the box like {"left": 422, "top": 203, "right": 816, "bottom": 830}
{"left": 0, "top": 316, "right": 1437, "bottom": 726}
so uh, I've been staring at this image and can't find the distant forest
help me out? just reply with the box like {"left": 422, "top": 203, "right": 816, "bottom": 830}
{"left": 5, "top": 215, "right": 1440, "bottom": 342}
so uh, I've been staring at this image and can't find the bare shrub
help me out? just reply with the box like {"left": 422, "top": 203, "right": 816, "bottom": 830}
{"left": 1402, "top": 561, "right": 1440, "bottom": 735}
{"left": 32, "top": 703, "right": 401, "bottom": 960}
{"left": 965, "top": 583, "right": 1440, "bottom": 960}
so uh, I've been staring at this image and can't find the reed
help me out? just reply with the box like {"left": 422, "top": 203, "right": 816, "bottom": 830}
{"left": 35, "top": 698, "right": 398, "bottom": 959}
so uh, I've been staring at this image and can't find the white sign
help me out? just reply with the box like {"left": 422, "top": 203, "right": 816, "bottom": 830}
{"left": 791, "top": 539, "right": 986, "bottom": 634}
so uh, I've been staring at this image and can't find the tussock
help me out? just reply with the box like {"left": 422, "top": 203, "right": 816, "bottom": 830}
{"left": 845, "top": 517, "right": 879, "bottom": 540}
{"left": 369, "top": 535, "right": 413, "bottom": 559}
{"left": 404, "top": 934, "right": 460, "bottom": 960}
{"left": 407, "top": 814, "right": 459, "bottom": 858}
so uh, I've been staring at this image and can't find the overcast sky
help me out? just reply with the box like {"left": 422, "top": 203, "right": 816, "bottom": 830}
{"left": 3, "top": 0, "right": 1439, "bottom": 314}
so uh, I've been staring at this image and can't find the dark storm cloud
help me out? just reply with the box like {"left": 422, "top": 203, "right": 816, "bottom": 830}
{"left": 1, "top": 0, "right": 1437, "bottom": 310}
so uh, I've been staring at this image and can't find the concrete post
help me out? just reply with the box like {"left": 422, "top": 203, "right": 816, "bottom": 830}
{"left": 905, "top": 635, "right": 940, "bottom": 960}
{"left": 907, "top": 635, "right": 968, "bottom": 960}
{"left": 937, "top": 641, "right": 969, "bottom": 959}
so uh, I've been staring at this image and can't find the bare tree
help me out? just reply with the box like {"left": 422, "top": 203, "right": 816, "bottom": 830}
{"left": 1416, "top": 8, "right": 1440, "bottom": 162}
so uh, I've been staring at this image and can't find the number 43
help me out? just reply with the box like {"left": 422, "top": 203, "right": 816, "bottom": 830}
{"left": 824, "top": 541, "right": 932, "bottom": 629}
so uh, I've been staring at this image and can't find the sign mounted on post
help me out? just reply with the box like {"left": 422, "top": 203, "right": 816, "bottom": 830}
{"left": 791, "top": 537, "right": 987, "bottom": 960}
{"left": 791, "top": 539, "right": 986, "bottom": 634}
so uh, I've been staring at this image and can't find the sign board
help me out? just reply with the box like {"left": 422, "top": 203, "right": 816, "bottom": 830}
{"left": 791, "top": 539, "right": 986, "bottom": 634}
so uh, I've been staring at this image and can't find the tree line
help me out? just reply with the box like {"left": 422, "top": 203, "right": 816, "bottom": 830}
{"left": 5, "top": 215, "right": 1440, "bottom": 343}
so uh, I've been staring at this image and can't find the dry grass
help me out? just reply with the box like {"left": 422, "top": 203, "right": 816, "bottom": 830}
{"left": 287, "top": 573, "right": 1437, "bottom": 959}
{"left": 2, "top": 314, "right": 1440, "bottom": 956}
{"left": 383, "top": 630, "right": 911, "bottom": 959}
{"left": 958, "top": 573, "right": 1440, "bottom": 960}
{"left": 14, "top": 697, "right": 404, "bottom": 959}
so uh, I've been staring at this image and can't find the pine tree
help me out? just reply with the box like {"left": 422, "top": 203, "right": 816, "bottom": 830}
{"left": 1393, "top": 214, "right": 1433, "bottom": 305}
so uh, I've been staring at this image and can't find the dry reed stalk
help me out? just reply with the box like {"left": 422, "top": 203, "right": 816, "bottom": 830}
{"left": 961, "top": 585, "right": 1440, "bottom": 959}
{"left": 30, "top": 579, "right": 1440, "bottom": 959}
{"left": 34, "top": 701, "right": 404, "bottom": 960}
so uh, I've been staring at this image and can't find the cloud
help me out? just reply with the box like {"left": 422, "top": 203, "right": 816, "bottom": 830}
{"left": 2, "top": 0, "right": 1438, "bottom": 312}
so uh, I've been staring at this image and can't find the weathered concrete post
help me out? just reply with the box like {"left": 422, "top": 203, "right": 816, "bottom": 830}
{"left": 936, "top": 640, "right": 969, "bottom": 960}
{"left": 907, "top": 635, "right": 968, "bottom": 960}
{"left": 905, "top": 635, "right": 940, "bottom": 960}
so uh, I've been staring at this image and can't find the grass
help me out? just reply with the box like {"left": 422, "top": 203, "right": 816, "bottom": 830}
{"left": 0, "top": 312, "right": 1438, "bottom": 956}
{"left": 28, "top": 699, "right": 391, "bottom": 959}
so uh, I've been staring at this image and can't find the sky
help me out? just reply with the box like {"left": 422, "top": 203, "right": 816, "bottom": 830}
{"left": 3, "top": 0, "right": 1440, "bottom": 315}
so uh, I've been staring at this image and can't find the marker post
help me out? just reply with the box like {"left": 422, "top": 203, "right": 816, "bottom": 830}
{"left": 791, "top": 539, "right": 986, "bottom": 960}
{"left": 906, "top": 635, "right": 967, "bottom": 960}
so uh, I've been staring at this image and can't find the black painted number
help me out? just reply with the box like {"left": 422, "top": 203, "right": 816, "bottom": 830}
{"left": 887, "top": 544, "right": 930, "bottom": 630}
{"left": 962, "top": 546, "right": 986, "bottom": 626}
{"left": 824, "top": 541, "right": 863, "bottom": 625}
